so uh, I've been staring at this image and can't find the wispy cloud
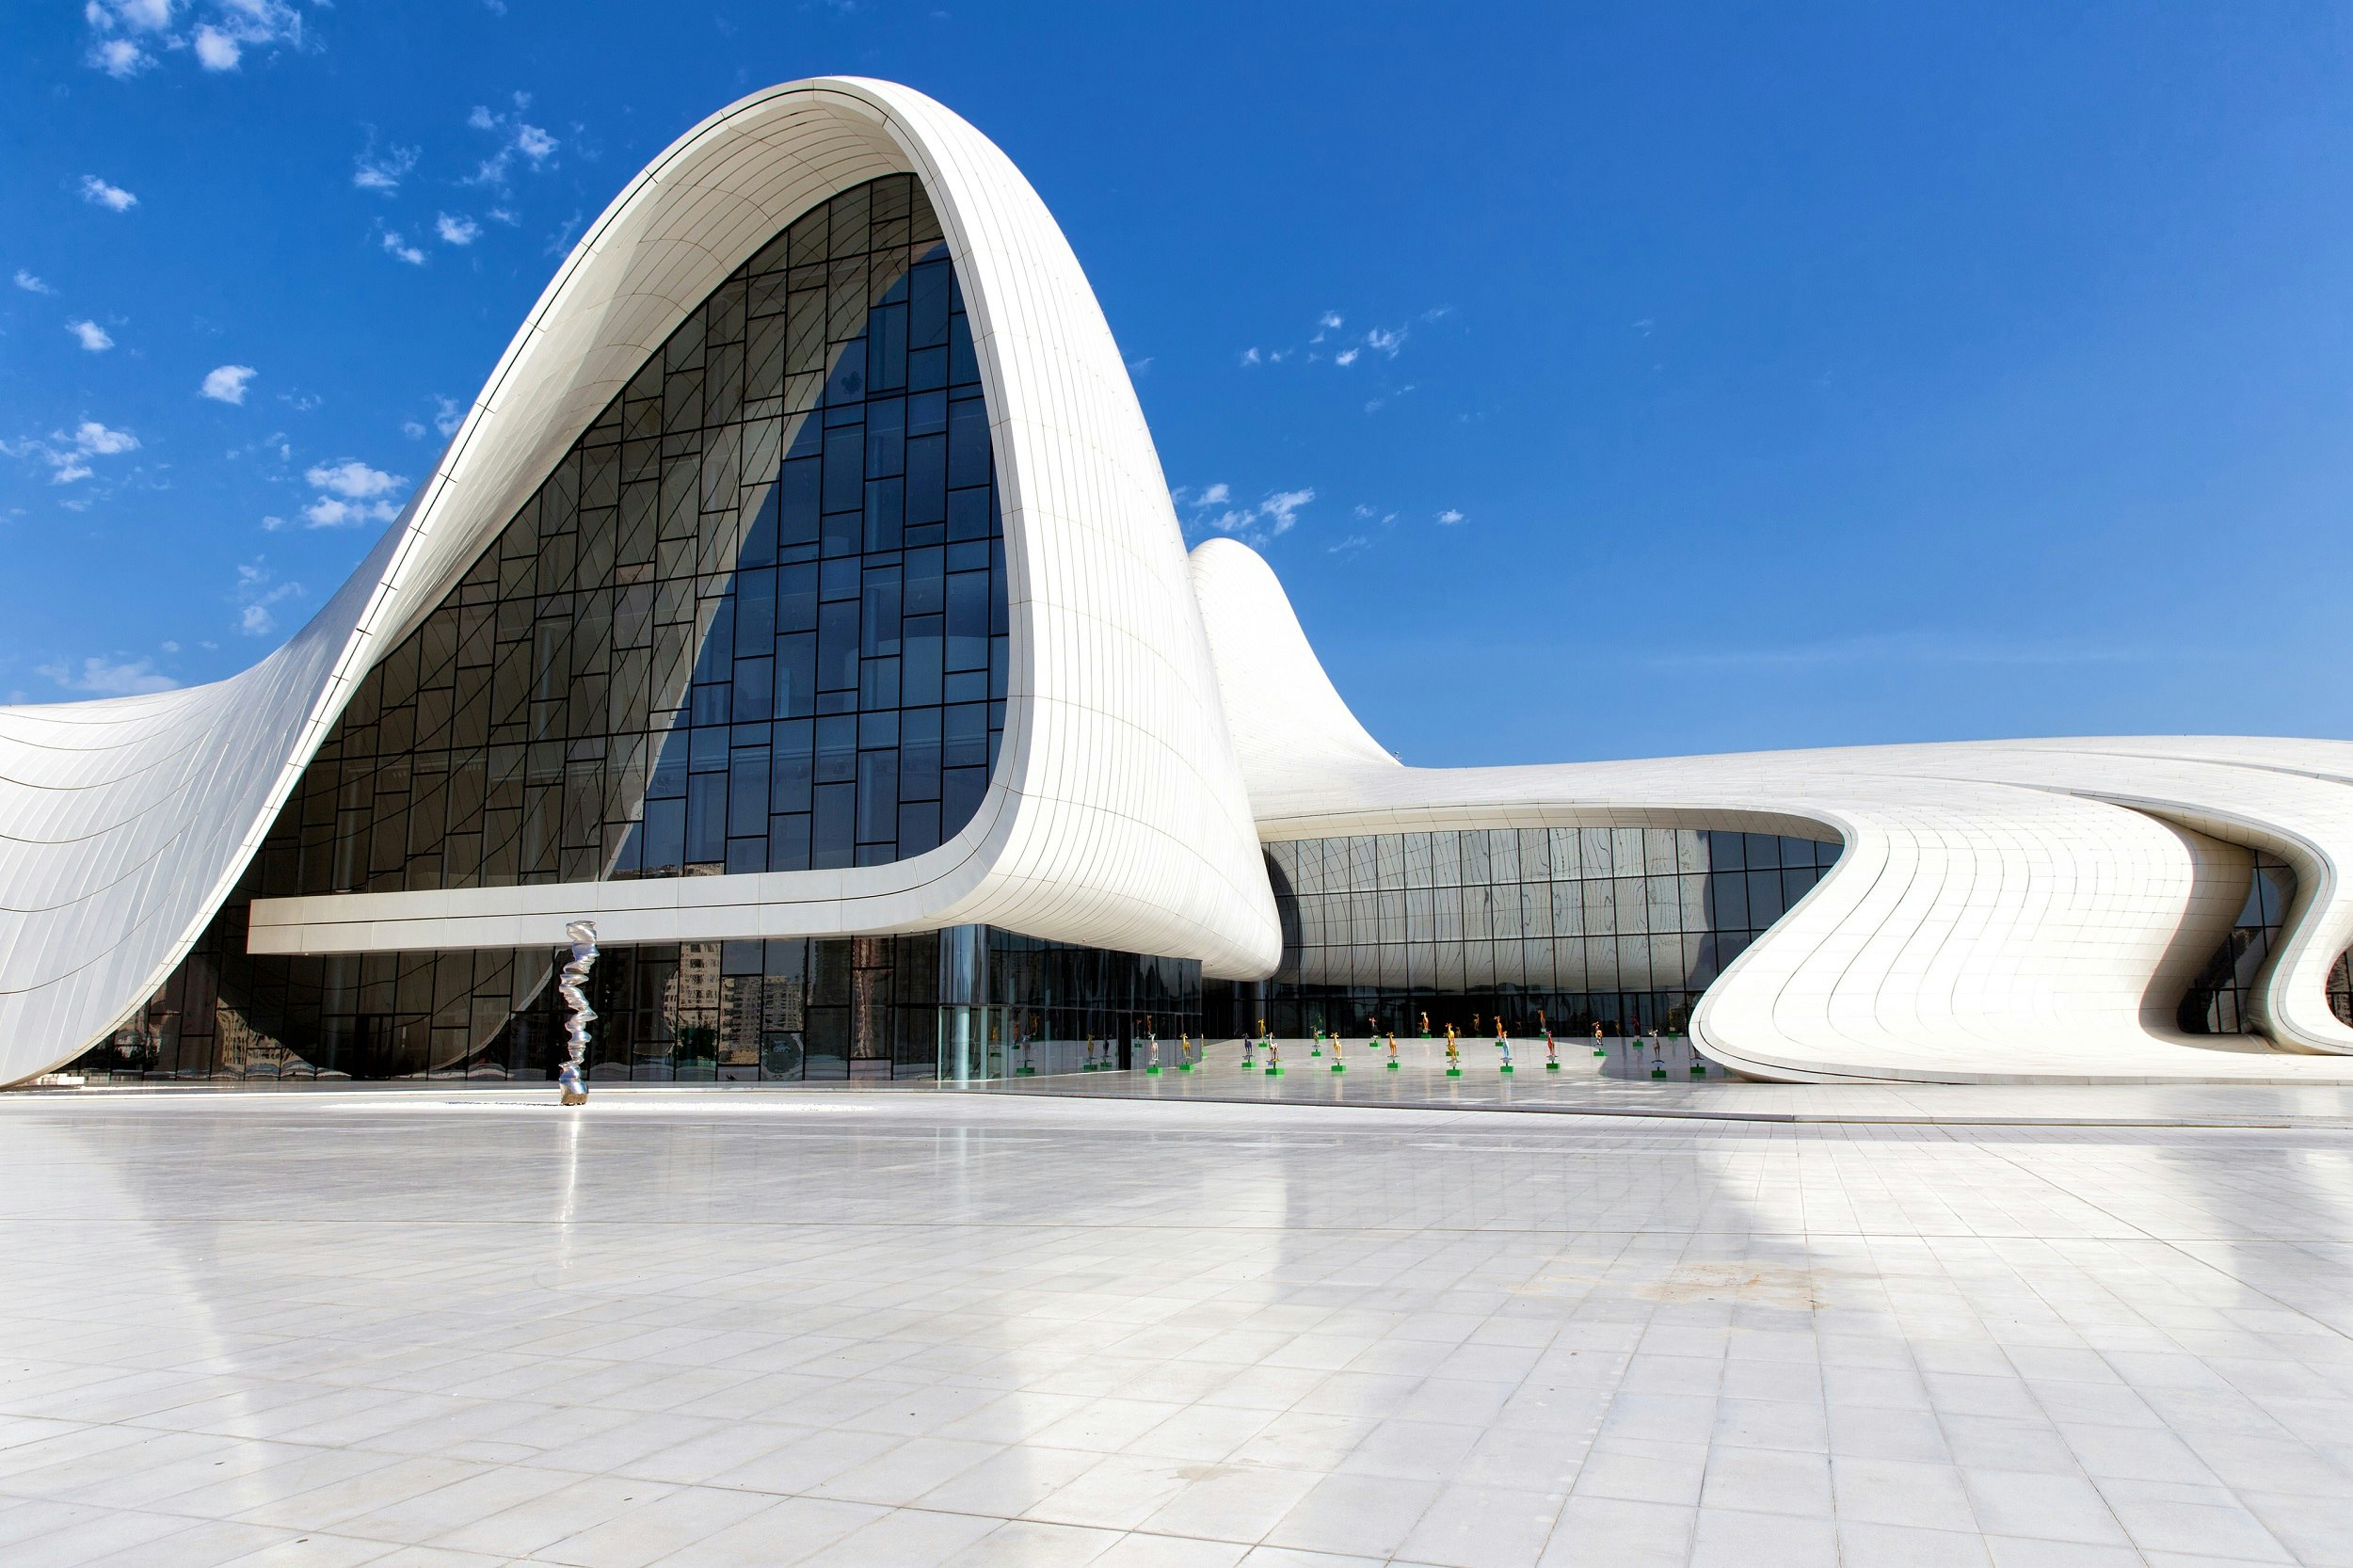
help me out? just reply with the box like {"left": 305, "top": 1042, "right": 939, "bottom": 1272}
{"left": 66, "top": 319, "right": 114, "bottom": 352}
{"left": 8, "top": 420, "right": 140, "bottom": 486}
{"left": 1327, "top": 534, "right": 1369, "bottom": 554}
{"left": 232, "top": 559, "right": 303, "bottom": 636}
{"left": 352, "top": 142, "right": 419, "bottom": 194}
{"left": 1176, "top": 482, "right": 1315, "bottom": 548}
{"left": 435, "top": 213, "right": 480, "bottom": 246}
{"left": 200, "top": 363, "right": 255, "bottom": 404}
{"left": 301, "top": 457, "right": 406, "bottom": 527}
{"left": 84, "top": 0, "right": 304, "bottom": 78}
{"left": 37, "top": 654, "right": 176, "bottom": 696}
{"left": 78, "top": 176, "right": 136, "bottom": 213}
{"left": 13, "top": 269, "right": 54, "bottom": 295}
{"left": 465, "top": 99, "right": 560, "bottom": 189}
{"left": 379, "top": 229, "right": 425, "bottom": 266}
{"left": 1436, "top": 507, "right": 1465, "bottom": 525}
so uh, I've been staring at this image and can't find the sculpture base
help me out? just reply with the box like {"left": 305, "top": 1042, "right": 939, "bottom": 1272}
{"left": 1545, "top": 1062, "right": 1561, "bottom": 1071}
{"left": 560, "top": 1088, "right": 587, "bottom": 1106}
{"left": 1265, "top": 1066, "right": 1284, "bottom": 1077}
{"left": 1145, "top": 1065, "right": 1161, "bottom": 1075}
{"left": 1385, "top": 1061, "right": 1401, "bottom": 1070}
{"left": 1499, "top": 1064, "right": 1514, "bottom": 1074}
{"left": 1446, "top": 1068, "right": 1463, "bottom": 1078}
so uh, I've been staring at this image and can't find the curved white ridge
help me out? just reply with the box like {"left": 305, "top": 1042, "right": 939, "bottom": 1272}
{"left": 0, "top": 78, "right": 1277, "bottom": 1088}
{"left": 1192, "top": 539, "right": 2353, "bottom": 1084}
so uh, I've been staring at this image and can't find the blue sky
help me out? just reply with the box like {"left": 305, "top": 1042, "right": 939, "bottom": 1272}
{"left": 7, "top": 3, "right": 2353, "bottom": 764}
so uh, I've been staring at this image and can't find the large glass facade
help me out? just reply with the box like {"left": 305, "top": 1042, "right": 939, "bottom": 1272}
{"left": 255, "top": 172, "right": 1005, "bottom": 902}
{"left": 1208, "top": 827, "right": 1841, "bottom": 1039}
{"left": 58, "top": 173, "right": 1048, "bottom": 1084}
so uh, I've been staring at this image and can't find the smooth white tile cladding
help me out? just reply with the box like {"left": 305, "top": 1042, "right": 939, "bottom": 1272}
{"left": 8, "top": 80, "right": 2353, "bottom": 1088}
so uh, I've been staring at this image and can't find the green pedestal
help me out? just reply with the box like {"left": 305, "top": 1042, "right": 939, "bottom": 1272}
{"left": 1650, "top": 1066, "right": 1666, "bottom": 1079}
{"left": 1266, "top": 1066, "right": 1284, "bottom": 1077}
{"left": 1545, "top": 1062, "right": 1561, "bottom": 1071}
{"left": 1446, "top": 1067, "right": 1463, "bottom": 1078}
{"left": 1145, "top": 1065, "right": 1161, "bottom": 1075}
{"left": 1178, "top": 1063, "right": 1193, "bottom": 1072}
{"left": 1016, "top": 1066, "right": 1036, "bottom": 1077}
{"left": 1690, "top": 1063, "right": 1706, "bottom": 1076}
{"left": 1499, "top": 1064, "right": 1514, "bottom": 1074}
{"left": 1593, "top": 1048, "right": 1607, "bottom": 1057}
{"left": 1330, "top": 1064, "right": 1345, "bottom": 1073}
{"left": 1385, "top": 1061, "right": 1401, "bottom": 1070}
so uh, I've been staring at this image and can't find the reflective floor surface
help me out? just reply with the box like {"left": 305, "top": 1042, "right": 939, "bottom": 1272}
{"left": 7, "top": 1089, "right": 2353, "bottom": 1566}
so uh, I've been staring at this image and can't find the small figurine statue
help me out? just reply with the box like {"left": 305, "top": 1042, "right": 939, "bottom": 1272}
{"left": 1311, "top": 1028, "right": 1323, "bottom": 1058}
{"left": 1265, "top": 1037, "right": 1283, "bottom": 1076}
{"left": 1243, "top": 1021, "right": 1257, "bottom": 1068}
{"left": 1330, "top": 1029, "right": 1346, "bottom": 1073}
{"left": 1496, "top": 1016, "right": 1514, "bottom": 1074}
{"left": 1592, "top": 1019, "right": 1607, "bottom": 1058}
{"left": 1420, "top": 1011, "right": 1432, "bottom": 1039}
{"left": 1179, "top": 1032, "right": 1195, "bottom": 1072}
{"left": 1385, "top": 1031, "right": 1401, "bottom": 1069}
{"left": 1145, "top": 1028, "right": 1161, "bottom": 1075}
{"left": 1445, "top": 1024, "right": 1462, "bottom": 1078}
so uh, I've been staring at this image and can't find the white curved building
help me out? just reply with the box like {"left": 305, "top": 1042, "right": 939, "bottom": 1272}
{"left": 8, "top": 77, "right": 2353, "bottom": 1089}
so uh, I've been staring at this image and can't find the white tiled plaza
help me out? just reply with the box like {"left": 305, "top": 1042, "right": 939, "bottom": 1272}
{"left": 8, "top": 1087, "right": 2353, "bottom": 1567}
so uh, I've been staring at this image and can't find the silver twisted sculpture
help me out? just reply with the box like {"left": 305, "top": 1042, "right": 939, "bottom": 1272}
{"left": 555, "top": 920, "right": 599, "bottom": 1104}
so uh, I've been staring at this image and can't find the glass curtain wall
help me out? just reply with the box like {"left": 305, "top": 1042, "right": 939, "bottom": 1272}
{"left": 68, "top": 173, "right": 1019, "bottom": 1082}
{"left": 2180, "top": 851, "right": 2296, "bottom": 1034}
{"left": 1208, "top": 826, "right": 1841, "bottom": 1039}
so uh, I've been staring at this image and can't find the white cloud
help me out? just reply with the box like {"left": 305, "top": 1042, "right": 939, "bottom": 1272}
{"left": 13, "top": 269, "right": 54, "bottom": 295}
{"left": 86, "top": 0, "right": 303, "bottom": 78}
{"left": 1319, "top": 311, "right": 1343, "bottom": 329}
{"left": 466, "top": 106, "right": 561, "bottom": 189}
{"left": 232, "top": 559, "right": 303, "bottom": 635}
{"left": 400, "top": 419, "right": 426, "bottom": 440}
{"left": 301, "top": 457, "right": 406, "bottom": 527}
{"left": 39, "top": 654, "right": 177, "bottom": 695}
{"left": 305, "top": 458, "right": 400, "bottom": 498}
{"left": 435, "top": 213, "right": 480, "bottom": 246}
{"left": 1436, "top": 508, "right": 1465, "bottom": 525}
{"left": 67, "top": 319, "right": 114, "bottom": 352}
{"left": 70, "top": 421, "right": 137, "bottom": 456}
{"left": 380, "top": 230, "right": 425, "bottom": 266}
{"left": 192, "top": 23, "right": 237, "bottom": 68}
{"left": 1239, "top": 347, "right": 1262, "bottom": 366}
{"left": 200, "top": 363, "right": 255, "bottom": 404}
{"left": 1365, "top": 327, "right": 1405, "bottom": 357}
{"left": 434, "top": 395, "right": 463, "bottom": 436}
{"left": 352, "top": 144, "right": 418, "bottom": 194}
{"left": 1334, "top": 347, "right": 1360, "bottom": 367}
{"left": 1327, "top": 535, "right": 1369, "bottom": 554}
{"left": 78, "top": 176, "right": 137, "bottom": 213}
{"left": 1180, "top": 483, "right": 1314, "bottom": 547}
{"left": 260, "top": 514, "right": 285, "bottom": 531}
{"left": 91, "top": 37, "right": 152, "bottom": 75}
{"left": 24, "top": 418, "right": 138, "bottom": 483}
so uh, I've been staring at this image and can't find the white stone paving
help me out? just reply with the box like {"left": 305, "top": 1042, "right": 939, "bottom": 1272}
{"left": 6, "top": 1088, "right": 2353, "bottom": 1565}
